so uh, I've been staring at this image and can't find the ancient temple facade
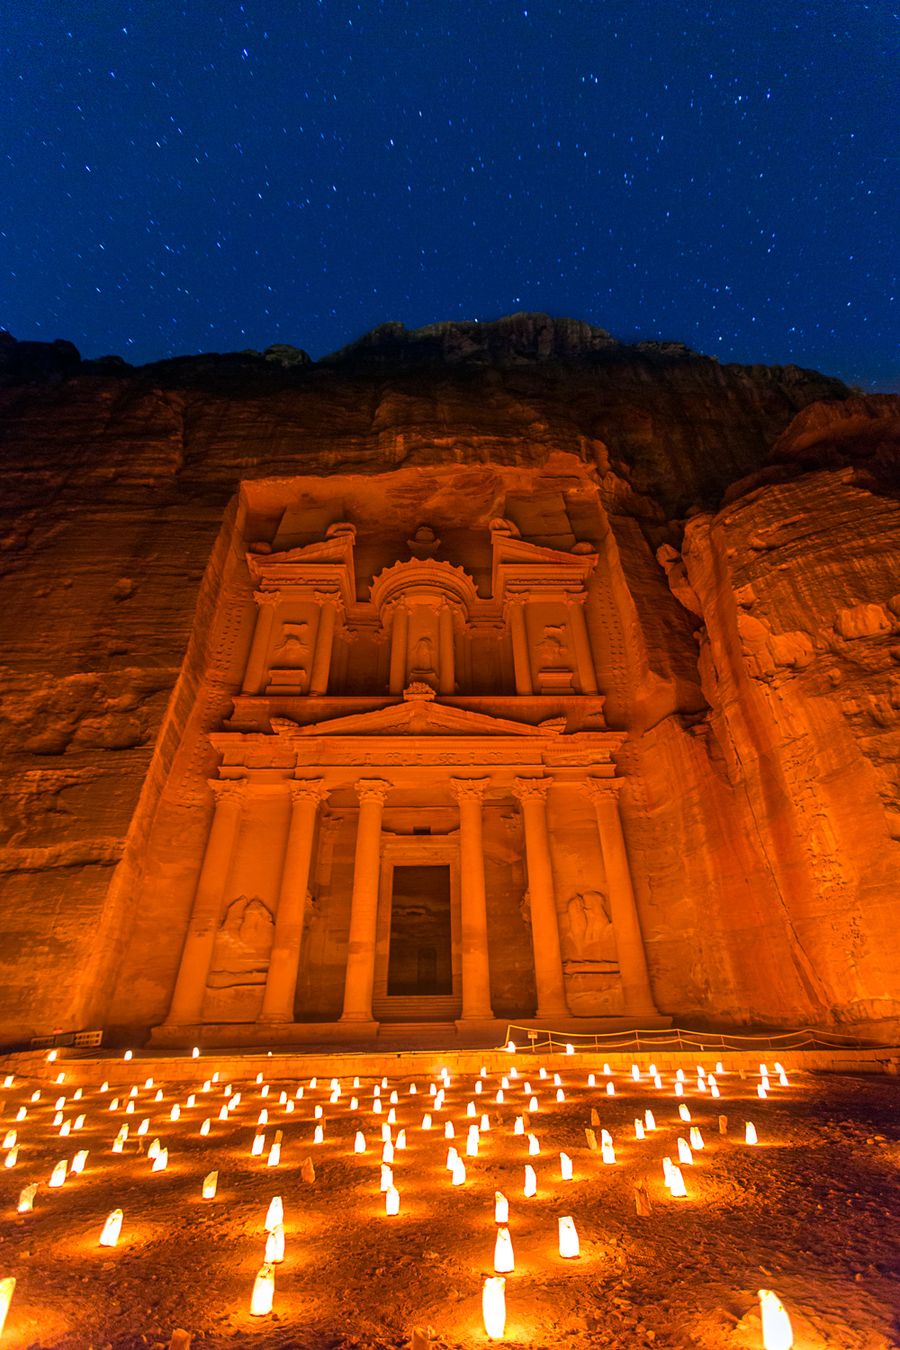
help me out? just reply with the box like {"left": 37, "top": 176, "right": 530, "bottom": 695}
{"left": 101, "top": 466, "right": 667, "bottom": 1046}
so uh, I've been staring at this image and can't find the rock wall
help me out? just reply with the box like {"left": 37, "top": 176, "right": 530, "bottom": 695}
{"left": 0, "top": 316, "right": 896, "bottom": 1044}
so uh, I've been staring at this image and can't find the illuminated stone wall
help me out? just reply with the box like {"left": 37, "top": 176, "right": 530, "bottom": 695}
{"left": 0, "top": 317, "right": 896, "bottom": 1044}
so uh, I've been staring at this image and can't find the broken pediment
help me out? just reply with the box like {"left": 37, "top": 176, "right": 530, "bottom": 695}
{"left": 271, "top": 692, "right": 559, "bottom": 739}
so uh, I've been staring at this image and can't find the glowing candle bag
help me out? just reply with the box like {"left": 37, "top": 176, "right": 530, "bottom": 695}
{"left": 482, "top": 1276, "right": 506, "bottom": 1340}
{"left": 99, "top": 1208, "right": 124, "bottom": 1247}
{"left": 758, "top": 1289, "right": 794, "bottom": 1349}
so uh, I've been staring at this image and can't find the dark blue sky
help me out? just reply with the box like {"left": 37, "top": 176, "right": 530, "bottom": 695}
{"left": 2, "top": 2, "right": 896, "bottom": 386}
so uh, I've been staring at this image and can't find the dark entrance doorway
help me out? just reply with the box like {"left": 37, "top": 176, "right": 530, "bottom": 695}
{"left": 387, "top": 864, "right": 452, "bottom": 996}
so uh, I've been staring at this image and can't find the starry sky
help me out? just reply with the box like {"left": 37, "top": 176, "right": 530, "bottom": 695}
{"left": 2, "top": 2, "right": 896, "bottom": 387}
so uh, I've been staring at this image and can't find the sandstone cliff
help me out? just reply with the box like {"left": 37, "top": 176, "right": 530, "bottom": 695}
{"left": 0, "top": 315, "right": 897, "bottom": 1044}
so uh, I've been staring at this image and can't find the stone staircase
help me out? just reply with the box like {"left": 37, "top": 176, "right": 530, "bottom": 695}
{"left": 372, "top": 994, "right": 461, "bottom": 1023}
{"left": 376, "top": 1020, "right": 460, "bottom": 1048}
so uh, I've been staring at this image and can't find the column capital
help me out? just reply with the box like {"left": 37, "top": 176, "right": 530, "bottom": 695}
{"left": 209, "top": 777, "right": 248, "bottom": 803}
{"left": 582, "top": 776, "right": 624, "bottom": 802}
{"left": 354, "top": 778, "right": 391, "bottom": 806}
{"left": 449, "top": 776, "right": 490, "bottom": 803}
{"left": 253, "top": 589, "right": 281, "bottom": 609}
{"left": 313, "top": 590, "right": 343, "bottom": 610}
{"left": 288, "top": 777, "right": 330, "bottom": 806}
{"left": 512, "top": 775, "right": 552, "bottom": 804}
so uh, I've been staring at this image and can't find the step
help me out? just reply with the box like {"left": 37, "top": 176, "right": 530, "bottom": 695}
{"left": 372, "top": 995, "right": 461, "bottom": 1023}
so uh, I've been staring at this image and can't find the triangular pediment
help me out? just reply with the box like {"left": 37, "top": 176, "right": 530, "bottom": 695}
{"left": 272, "top": 697, "right": 557, "bottom": 739}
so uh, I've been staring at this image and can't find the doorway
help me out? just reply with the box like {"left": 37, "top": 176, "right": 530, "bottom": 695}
{"left": 386, "top": 864, "right": 452, "bottom": 996}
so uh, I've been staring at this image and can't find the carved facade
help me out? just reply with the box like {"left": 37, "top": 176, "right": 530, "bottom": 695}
{"left": 135, "top": 475, "right": 664, "bottom": 1045}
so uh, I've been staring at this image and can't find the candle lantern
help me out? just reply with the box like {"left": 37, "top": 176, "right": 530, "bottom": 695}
{"left": 100, "top": 1208, "right": 124, "bottom": 1247}
{"left": 524, "top": 1164, "right": 537, "bottom": 1197}
{"left": 482, "top": 1276, "right": 506, "bottom": 1339}
{"left": 494, "top": 1226, "right": 514, "bottom": 1273}
{"left": 17, "top": 1183, "right": 37, "bottom": 1213}
{"left": 745, "top": 1121, "right": 759, "bottom": 1145}
{"left": 558, "top": 1215, "right": 580, "bottom": 1258}
{"left": 385, "top": 1185, "right": 400, "bottom": 1216}
{"left": 265, "top": 1224, "right": 285, "bottom": 1263}
{"left": 49, "top": 1160, "right": 67, "bottom": 1188}
{"left": 758, "top": 1288, "right": 793, "bottom": 1349}
{"left": 494, "top": 1190, "right": 508, "bottom": 1224}
{"left": 202, "top": 1170, "right": 218, "bottom": 1199}
{"left": 250, "top": 1263, "right": 275, "bottom": 1316}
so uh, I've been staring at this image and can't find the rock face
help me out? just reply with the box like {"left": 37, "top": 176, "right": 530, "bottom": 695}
{"left": 0, "top": 316, "right": 897, "bottom": 1045}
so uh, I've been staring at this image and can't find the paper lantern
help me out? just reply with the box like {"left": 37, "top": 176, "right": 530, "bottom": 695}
{"left": 634, "top": 1119, "right": 645, "bottom": 1140}
{"left": 558, "top": 1215, "right": 580, "bottom": 1258}
{"left": 482, "top": 1276, "right": 506, "bottom": 1340}
{"left": 495, "top": 1190, "right": 508, "bottom": 1224}
{"left": 745, "top": 1121, "right": 759, "bottom": 1145}
{"left": 602, "top": 1139, "right": 616, "bottom": 1165}
{"left": 252, "top": 1133, "right": 266, "bottom": 1156}
{"left": 466, "top": 1127, "right": 479, "bottom": 1158}
{"left": 0, "top": 1277, "right": 13, "bottom": 1335}
{"left": 49, "top": 1160, "right": 67, "bottom": 1188}
{"left": 52, "top": 1112, "right": 63, "bottom": 1127}
{"left": 267, "top": 1142, "right": 281, "bottom": 1167}
{"left": 495, "top": 1089, "right": 504, "bottom": 1104}
{"left": 690, "top": 1127, "right": 704, "bottom": 1150}
{"left": 372, "top": 1098, "right": 383, "bottom": 1114}
{"left": 381, "top": 1163, "right": 393, "bottom": 1192}
{"left": 250, "top": 1263, "right": 275, "bottom": 1316}
{"left": 14, "top": 1108, "right": 26, "bottom": 1123}
{"left": 385, "top": 1185, "right": 400, "bottom": 1216}
{"left": 678, "top": 1103, "right": 691, "bottom": 1122}
{"left": 218, "top": 1106, "right": 229, "bottom": 1122}
{"left": 192, "top": 1046, "right": 200, "bottom": 1058}
{"left": 758, "top": 1289, "right": 793, "bottom": 1349}
{"left": 556, "top": 1088, "right": 566, "bottom": 1103}
{"left": 354, "top": 1131, "right": 366, "bottom": 1154}
{"left": 668, "top": 1165, "right": 687, "bottom": 1198}
{"left": 265, "top": 1224, "right": 285, "bottom": 1263}
{"left": 1, "top": 1131, "right": 14, "bottom": 1151}
{"left": 200, "top": 1118, "right": 211, "bottom": 1136}
{"left": 17, "top": 1183, "right": 37, "bottom": 1214}
{"left": 71, "top": 1149, "right": 88, "bottom": 1175}
{"left": 349, "top": 1097, "right": 358, "bottom": 1110}
{"left": 152, "top": 1148, "right": 168, "bottom": 1172}
{"left": 260, "top": 1085, "right": 270, "bottom": 1099}
{"left": 396, "top": 1130, "right": 407, "bottom": 1150}
{"left": 559, "top": 1151, "right": 573, "bottom": 1181}
{"left": 451, "top": 1158, "right": 466, "bottom": 1186}
{"left": 446, "top": 1147, "right": 459, "bottom": 1171}
{"left": 674, "top": 1082, "right": 684, "bottom": 1097}
{"left": 124, "top": 1050, "right": 133, "bottom": 1061}
{"left": 758, "top": 1084, "right": 768, "bottom": 1099}
{"left": 444, "top": 1121, "right": 455, "bottom": 1140}
{"left": 74, "top": 1114, "right": 86, "bottom": 1131}
{"left": 409, "top": 1083, "right": 418, "bottom": 1095}
{"left": 513, "top": 1116, "right": 524, "bottom": 1136}
{"left": 528, "top": 1133, "right": 541, "bottom": 1157}
{"left": 606, "top": 1082, "right": 616, "bottom": 1097}
{"left": 505, "top": 1041, "right": 516, "bottom": 1053}
{"left": 387, "top": 1108, "right": 397, "bottom": 1124}
{"left": 528, "top": 1095, "right": 539, "bottom": 1112}
{"left": 259, "top": 1108, "right": 270, "bottom": 1126}
{"left": 4, "top": 1148, "right": 17, "bottom": 1169}
{"left": 382, "top": 1141, "right": 394, "bottom": 1164}
{"left": 677, "top": 1137, "right": 693, "bottom": 1166}
{"left": 524, "top": 1164, "right": 537, "bottom": 1197}
{"left": 587, "top": 1072, "right": 596, "bottom": 1087}
{"left": 421, "top": 1113, "right": 432, "bottom": 1130}
{"left": 202, "top": 1170, "right": 218, "bottom": 1199}
{"left": 644, "top": 1109, "right": 656, "bottom": 1131}
{"left": 709, "top": 1078, "right": 721, "bottom": 1098}
{"left": 265, "top": 1195, "right": 283, "bottom": 1229}
{"left": 494, "top": 1226, "right": 515, "bottom": 1273}
{"left": 778, "top": 1070, "right": 789, "bottom": 1088}
{"left": 154, "top": 1089, "right": 163, "bottom": 1103}
{"left": 99, "top": 1208, "right": 123, "bottom": 1247}
{"left": 146, "top": 1136, "right": 160, "bottom": 1160}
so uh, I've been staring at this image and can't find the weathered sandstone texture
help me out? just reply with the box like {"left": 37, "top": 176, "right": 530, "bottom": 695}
{"left": 0, "top": 314, "right": 897, "bottom": 1044}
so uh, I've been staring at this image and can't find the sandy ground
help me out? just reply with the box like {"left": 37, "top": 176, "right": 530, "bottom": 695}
{"left": 0, "top": 1057, "right": 897, "bottom": 1350}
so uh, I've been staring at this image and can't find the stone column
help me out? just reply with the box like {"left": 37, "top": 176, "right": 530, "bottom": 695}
{"left": 449, "top": 777, "right": 494, "bottom": 1022}
{"left": 308, "top": 594, "right": 337, "bottom": 696}
{"left": 511, "top": 777, "right": 569, "bottom": 1018}
{"left": 388, "top": 604, "right": 409, "bottom": 694}
{"left": 567, "top": 596, "right": 599, "bottom": 695}
{"left": 166, "top": 779, "right": 247, "bottom": 1026}
{"left": 242, "top": 592, "right": 280, "bottom": 694}
{"left": 340, "top": 779, "right": 391, "bottom": 1022}
{"left": 438, "top": 604, "right": 455, "bottom": 695}
{"left": 507, "top": 597, "right": 533, "bottom": 695}
{"left": 583, "top": 778, "right": 658, "bottom": 1016}
{"left": 259, "top": 778, "right": 329, "bottom": 1024}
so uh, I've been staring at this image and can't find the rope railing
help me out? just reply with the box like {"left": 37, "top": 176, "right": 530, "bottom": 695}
{"left": 501, "top": 1024, "right": 900, "bottom": 1054}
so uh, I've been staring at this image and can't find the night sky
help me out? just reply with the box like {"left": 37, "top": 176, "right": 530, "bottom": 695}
{"left": 2, "top": 2, "right": 896, "bottom": 387}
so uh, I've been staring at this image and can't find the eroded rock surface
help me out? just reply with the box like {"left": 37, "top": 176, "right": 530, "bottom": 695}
{"left": 0, "top": 317, "right": 896, "bottom": 1044}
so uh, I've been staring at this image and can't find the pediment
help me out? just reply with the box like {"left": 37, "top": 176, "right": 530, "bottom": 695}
{"left": 271, "top": 698, "right": 556, "bottom": 739}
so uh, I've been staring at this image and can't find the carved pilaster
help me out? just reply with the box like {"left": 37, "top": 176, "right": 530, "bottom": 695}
{"left": 512, "top": 776, "right": 568, "bottom": 1017}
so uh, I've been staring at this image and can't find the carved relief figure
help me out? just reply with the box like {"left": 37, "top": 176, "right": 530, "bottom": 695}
{"left": 564, "top": 889, "right": 618, "bottom": 966}
{"left": 411, "top": 634, "right": 436, "bottom": 676}
{"left": 538, "top": 623, "right": 569, "bottom": 666}
{"left": 207, "top": 895, "right": 274, "bottom": 988}
{"left": 273, "top": 621, "right": 311, "bottom": 667}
